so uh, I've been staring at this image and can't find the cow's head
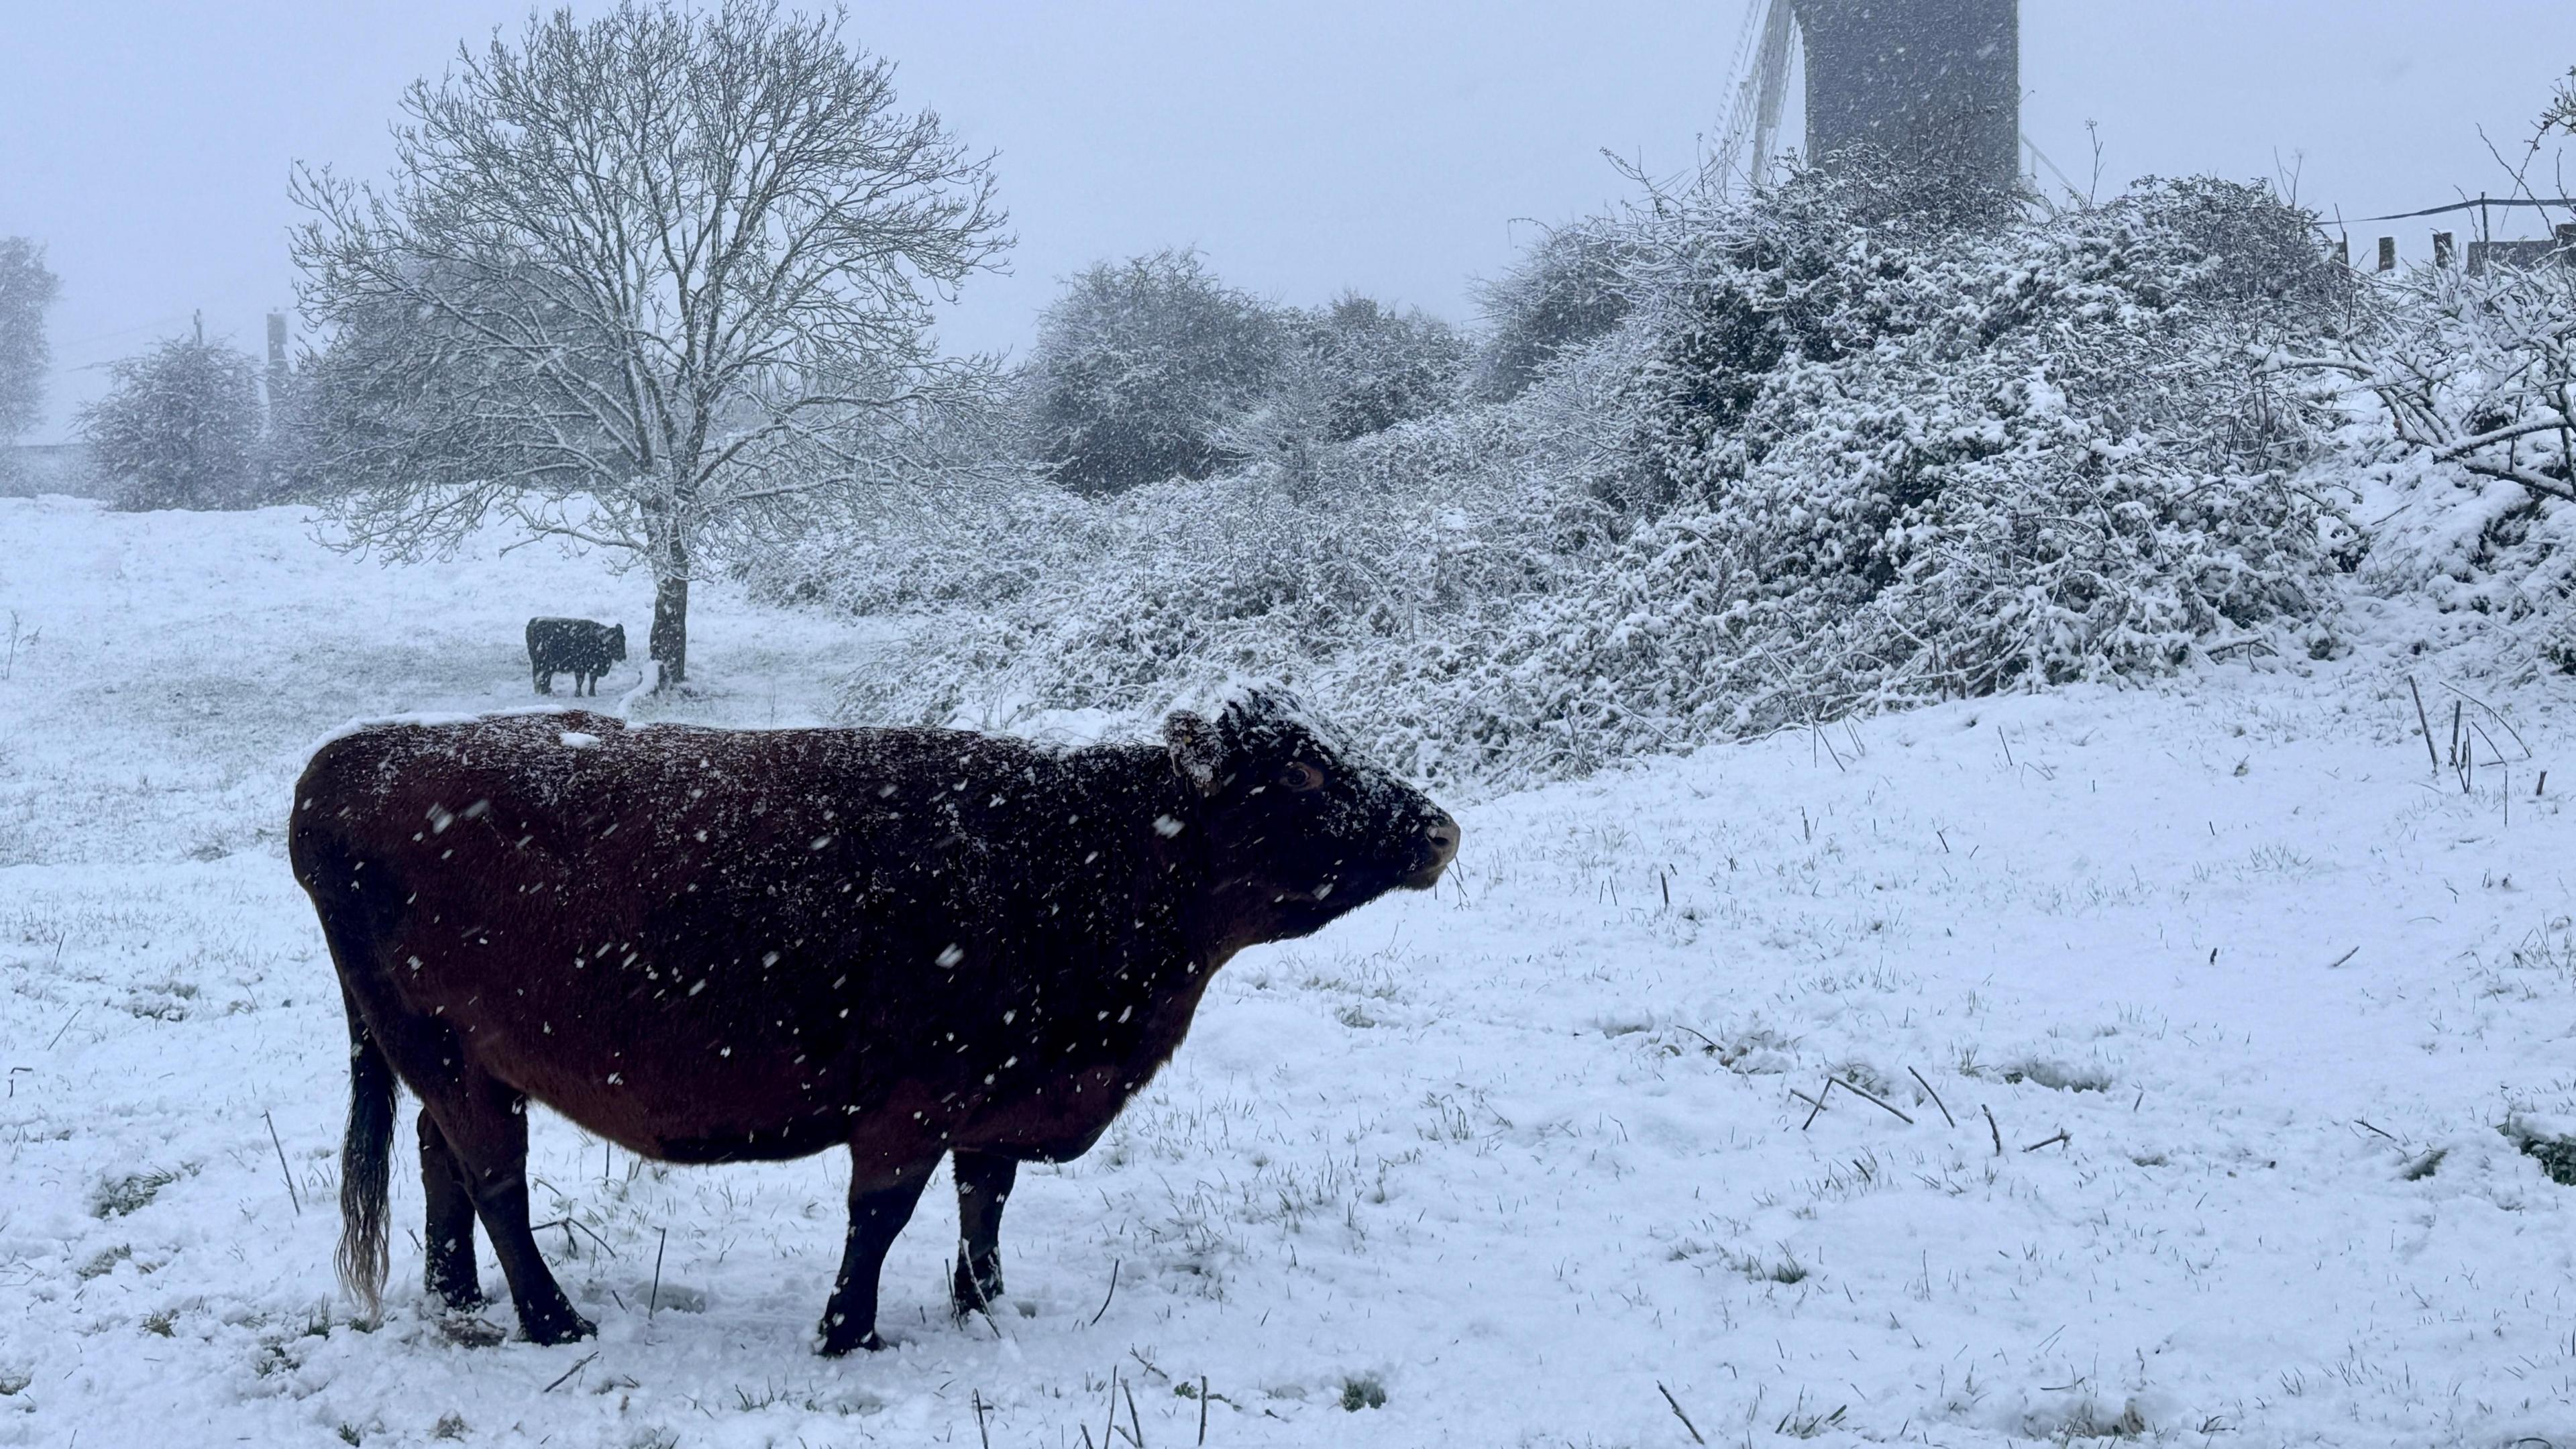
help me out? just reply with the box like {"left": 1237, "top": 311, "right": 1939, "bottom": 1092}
{"left": 1166, "top": 691, "right": 1458, "bottom": 943}
{"left": 608, "top": 624, "right": 629, "bottom": 662}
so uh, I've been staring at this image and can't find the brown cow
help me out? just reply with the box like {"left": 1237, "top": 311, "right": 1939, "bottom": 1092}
{"left": 287, "top": 692, "right": 1456, "bottom": 1352}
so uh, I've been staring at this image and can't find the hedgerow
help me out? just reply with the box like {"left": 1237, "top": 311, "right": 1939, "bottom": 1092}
{"left": 769, "top": 164, "right": 2358, "bottom": 790}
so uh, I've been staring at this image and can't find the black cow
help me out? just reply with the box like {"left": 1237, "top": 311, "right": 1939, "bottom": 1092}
{"left": 525, "top": 617, "right": 626, "bottom": 696}
{"left": 287, "top": 691, "right": 1458, "bottom": 1352}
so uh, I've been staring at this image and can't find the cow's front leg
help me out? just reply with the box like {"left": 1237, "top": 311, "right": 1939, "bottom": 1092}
{"left": 818, "top": 1156, "right": 934, "bottom": 1355}
{"left": 950, "top": 1150, "right": 1016, "bottom": 1316}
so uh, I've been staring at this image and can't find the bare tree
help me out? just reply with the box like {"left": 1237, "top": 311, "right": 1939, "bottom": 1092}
{"left": 290, "top": 0, "right": 1007, "bottom": 688}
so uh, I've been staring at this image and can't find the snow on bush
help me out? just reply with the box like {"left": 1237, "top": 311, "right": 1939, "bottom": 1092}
{"left": 1020, "top": 248, "right": 1291, "bottom": 496}
{"left": 80, "top": 329, "right": 271, "bottom": 512}
{"left": 1470, "top": 219, "right": 1633, "bottom": 403}
{"left": 1017, "top": 250, "right": 1474, "bottom": 500}
{"left": 2294, "top": 242, "right": 2576, "bottom": 666}
{"left": 794, "top": 166, "right": 2354, "bottom": 790}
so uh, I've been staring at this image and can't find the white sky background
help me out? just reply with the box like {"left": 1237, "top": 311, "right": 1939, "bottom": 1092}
{"left": 3, "top": 1, "right": 2571, "bottom": 445}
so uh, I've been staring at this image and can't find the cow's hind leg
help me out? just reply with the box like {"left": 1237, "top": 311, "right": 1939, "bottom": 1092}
{"left": 818, "top": 1157, "right": 935, "bottom": 1355}
{"left": 418, "top": 1111, "right": 483, "bottom": 1309}
{"left": 418, "top": 1071, "right": 593, "bottom": 1345}
{"left": 950, "top": 1150, "right": 1015, "bottom": 1316}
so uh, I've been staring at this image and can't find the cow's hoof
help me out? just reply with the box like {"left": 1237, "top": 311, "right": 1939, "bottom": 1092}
{"left": 817, "top": 1325, "right": 887, "bottom": 1357}
{"left": 431, "top": 1286, "right": 487, "bottom": 1313}
{"left": 950, "top": 1256, "right": 1004, "bottom": 1318}
{"left": 523, "top": 1309, "right": 596, "bottom": 1346}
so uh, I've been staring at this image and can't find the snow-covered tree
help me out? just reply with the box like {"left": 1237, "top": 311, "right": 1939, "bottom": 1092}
{"left": 0, "top": 238, "right": 62, "bottom": 453}
{"left": 80, "top": 323, "right": 264, "bottom": 511}
{"left": 1022, "top": 249, "right": 1287, "bottom": 495}
{"left": 290, "top": 0, "right": 1007, "bottom": 688}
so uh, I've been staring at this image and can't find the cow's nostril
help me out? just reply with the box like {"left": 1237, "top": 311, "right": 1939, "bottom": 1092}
{"left": 1424, "top": 814, "right": 1460, "bottom": 861}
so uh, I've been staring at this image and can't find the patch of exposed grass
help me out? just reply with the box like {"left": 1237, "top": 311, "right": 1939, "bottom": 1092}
{"left": 2505, "top": 1121, "right": 2576, "bottom": 1186}
{"left": 91, "top": 1167, "right": 181, "bottom": 1218}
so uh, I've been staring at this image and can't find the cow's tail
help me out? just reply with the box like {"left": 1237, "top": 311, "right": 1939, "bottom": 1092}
{"left": 337, "top": 996, "right": 396, "bottom": 1320}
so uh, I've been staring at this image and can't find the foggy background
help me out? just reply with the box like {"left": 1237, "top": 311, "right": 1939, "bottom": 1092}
{"left": 3, "top": 0, "right": 2569, "bottom": 444}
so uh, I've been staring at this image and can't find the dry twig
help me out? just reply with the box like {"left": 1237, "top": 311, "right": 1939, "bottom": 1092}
{"left": 1800, "top": 1078, "right": 1835, "bottom": 1130}
{"left": 2408, "top": 676, "right": 2440, "bottom": 774}
{"left": 1907, "top": 1067, "right": 1955, "bottom": 1128}
{"left": 541, "top": 1351, "right": 598, "bottom": 1393}
{"left": 1091, "top": 1258, "right": 1121, "bottom": 1327}
{"left": 1830, "top": 1076, "right": 1915, "bottom": 1126}
{"left": 1658, "top": 1382, "right": 1708, "bottom": 1445}
{"left": 264, "top": 1110, "right": 302, "bottom": 1215}
{"left": 649, "top": 1226, "right": 667, "bottom": 1319}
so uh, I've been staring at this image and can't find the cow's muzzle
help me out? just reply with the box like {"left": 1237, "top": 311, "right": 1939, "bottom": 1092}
{"left": 1401, "top": 810, "right": 1460, "bottom": 890}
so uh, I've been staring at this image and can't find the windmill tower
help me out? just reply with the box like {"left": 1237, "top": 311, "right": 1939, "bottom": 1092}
{"left": 1718, "top": 0, "right": 2020, "bottom": 195}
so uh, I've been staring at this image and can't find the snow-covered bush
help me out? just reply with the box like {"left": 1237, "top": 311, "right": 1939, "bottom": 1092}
{"left": 1022, "top": 249, "right": 1289, "bottom": 495}
{"left": 2306, "top": 234, "right": 2576, "bottom": 663}
{"left": 812, "top": 165, "right": 2353, "bottom": 790}
{"left": 80, "top": 330, "right": 269, "bottom": 512}
{"left": 1017, "top": 253, "right": 1471, "bottom": 499}
{"left": 1578, "top": 168, "right": 2349, "bottom": 721}
{"left": 1301, "top": 293, "right": 1473, "bottom": 443}
{"left": 1472, "top": 220, "right": 1632, "bottom": 402}
{"left": 1212, "top": 294, "right": 1474, "bottom": 498}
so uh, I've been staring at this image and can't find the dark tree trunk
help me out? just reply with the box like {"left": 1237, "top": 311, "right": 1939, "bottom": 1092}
{"left": 647, "top": 523, "right": 690, "bottom": 691}
{"left": 649, "top": 570, "right": 689, "bottom": 690}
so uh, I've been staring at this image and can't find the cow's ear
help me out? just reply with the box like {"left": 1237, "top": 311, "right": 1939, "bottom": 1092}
{"left": 1165, "top": 710, "right": 1222, "bottom": 795}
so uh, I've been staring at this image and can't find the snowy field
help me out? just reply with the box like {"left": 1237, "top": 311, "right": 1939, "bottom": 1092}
{"left": 7, "top": 494, "right": 2576, "bottom": 1448}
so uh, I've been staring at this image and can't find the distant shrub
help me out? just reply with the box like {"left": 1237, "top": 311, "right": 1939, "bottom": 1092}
{"left": 1023, "top": 249, "right": 1289, "bottom": 495}
{"left": 82, "top": 331, "right": 268, "bottom": 511}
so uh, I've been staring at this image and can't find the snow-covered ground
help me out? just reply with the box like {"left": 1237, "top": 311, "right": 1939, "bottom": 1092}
{"left": 6, "top": 494, "right": 2576, "bottom": 1447}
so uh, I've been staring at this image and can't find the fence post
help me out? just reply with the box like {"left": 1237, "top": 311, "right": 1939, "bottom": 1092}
{"left": 2377, "top": 236, "right": 2397, "bottom": 272}
{"left": 2432, "top": 231, "right": 2455, "bottom": 267}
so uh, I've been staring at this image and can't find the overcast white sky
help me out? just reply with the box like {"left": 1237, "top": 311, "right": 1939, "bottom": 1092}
{"left": 3, "top": 2, "right": 2571, "bottom": 443}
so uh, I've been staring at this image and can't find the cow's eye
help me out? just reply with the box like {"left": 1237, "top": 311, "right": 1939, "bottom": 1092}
{"left": 1280, "top": 761, "right": 1326, "bottom": 793}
